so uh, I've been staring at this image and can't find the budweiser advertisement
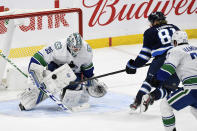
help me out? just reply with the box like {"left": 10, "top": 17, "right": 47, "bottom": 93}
{"left": 0, "top": 0, "right": 196, "bottom": 48}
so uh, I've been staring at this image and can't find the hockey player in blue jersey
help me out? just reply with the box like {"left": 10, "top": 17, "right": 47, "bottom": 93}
{"left": 125, "top": 11, "right": 180, "bottom": 111}
{"left": 140, "top": 31, "right": 197, "bottom": 131}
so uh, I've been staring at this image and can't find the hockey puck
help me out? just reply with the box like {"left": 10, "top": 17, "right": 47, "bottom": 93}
{"left": 52, "top": 74, "right": 57, "bottom": 79}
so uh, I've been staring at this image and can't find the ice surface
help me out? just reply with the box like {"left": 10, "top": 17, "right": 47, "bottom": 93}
{"left": 0, "top": 39, "right": 196, "bottom": 131}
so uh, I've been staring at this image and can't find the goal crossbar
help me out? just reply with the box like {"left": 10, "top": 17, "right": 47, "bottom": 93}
{"left": 0, "top": 8, "right": 83, "bottom": 36}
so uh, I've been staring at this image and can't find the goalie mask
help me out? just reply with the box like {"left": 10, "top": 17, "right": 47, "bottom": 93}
{"left": 67, "top": 32, "right": 83, "bottom": 57}
{"left": 172, "top": 31, "right": 188, "bottom": 46}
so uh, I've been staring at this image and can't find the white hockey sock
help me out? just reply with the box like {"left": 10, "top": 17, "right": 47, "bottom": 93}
{"left": 191, "top": 106, "right": 197, "bottom": 120}
{"left": 160, "top": 99, "right": 176, "bottom": 131}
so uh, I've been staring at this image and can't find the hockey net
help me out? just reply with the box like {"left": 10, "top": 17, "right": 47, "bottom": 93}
{"left": 0, "top": 8, "right": 83, "bottom": 90}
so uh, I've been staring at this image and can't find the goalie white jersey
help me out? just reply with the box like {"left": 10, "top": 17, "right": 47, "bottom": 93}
{"left": 19, "top": 33, "right": 107, "bottom": 111}
{"left": 30, "top": 38, "right": 93, "bottom": 74}
{"left": 159, "top": 44, "right": 197, "bottom": 89}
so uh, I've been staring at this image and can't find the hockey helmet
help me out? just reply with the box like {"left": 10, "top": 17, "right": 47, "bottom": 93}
{"left": 172, "top": 31, "right": 188, "bottom": 46}
{"left": 67, "top": 32, "right": 83, "bottom": 57}
{"left": 148, "top": 11, "right": 166, "bottom": 25}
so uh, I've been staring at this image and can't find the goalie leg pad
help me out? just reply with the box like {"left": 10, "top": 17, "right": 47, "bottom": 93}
{"left": 62, "top": 87, "right": 89, "bottom": 110}
{"left": 42, "top": 63, "right": 77, "bottom": 93}
{"left": 29, "top": 63, "right": 45, "bottom": 82}
{"left": 18, "top": 83, "right": 48, "bottom": 110}
{"left": 87, "top": 79, "right": 107, "bottom": 98}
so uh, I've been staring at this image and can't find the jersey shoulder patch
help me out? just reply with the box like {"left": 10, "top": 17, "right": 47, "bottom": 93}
{"left": 54, "top": 41, "right": 63, "bottom": 50}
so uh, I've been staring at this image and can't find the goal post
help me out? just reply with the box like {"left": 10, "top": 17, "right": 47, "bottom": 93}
{"left": 0, "top": 8, "right": 83, "bottom": 89}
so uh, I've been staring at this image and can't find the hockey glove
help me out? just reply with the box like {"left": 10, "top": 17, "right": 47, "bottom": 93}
{"left": 126, "top": 59, "right": 136, "bottom": 74}
{"left": 47, "top": 61, "right": 60, "bottom": 71}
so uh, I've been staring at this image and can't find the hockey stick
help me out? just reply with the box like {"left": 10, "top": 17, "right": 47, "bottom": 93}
{"left": 0, "top": 52, "right": 28, "bottom": 78}
{"left": 0, "top": 52, "right": 71, "bottom": 111}
{"left": 70, "top": 63, "right": 151, "bottom": 85}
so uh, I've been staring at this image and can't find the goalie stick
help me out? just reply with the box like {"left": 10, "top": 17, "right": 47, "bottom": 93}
{"left": 0, "top": 52, "right": 71, "bottom": 112}
{"left": 0, "top": 52, "right": 28, "bottom": 78}
{"left": 70, "top": 63, "right": 151, "bottom": 85}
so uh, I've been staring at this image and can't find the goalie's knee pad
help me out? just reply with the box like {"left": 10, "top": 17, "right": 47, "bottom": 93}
{"left": 18, "top": 84, "right": 48, "bottom": 110}
{"left": 62, "top": 88, "right": 89, "bottom": 109}
{"left": 87, "top": 79, "right": 107, "bottom": 98}
{"left": 29, "top": 63, "right": 45, "bottom": 82}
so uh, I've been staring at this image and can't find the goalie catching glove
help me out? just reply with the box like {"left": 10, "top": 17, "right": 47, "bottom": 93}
{"left": 86, "top": 79, "right": 107, "bottom": 98}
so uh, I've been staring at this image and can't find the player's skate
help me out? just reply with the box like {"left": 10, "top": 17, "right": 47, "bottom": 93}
{"left": 140, "top": 93, "right": 155, "bottom": 112}
{"left": 129, "top": 99, "right": 140, "bottom": 113}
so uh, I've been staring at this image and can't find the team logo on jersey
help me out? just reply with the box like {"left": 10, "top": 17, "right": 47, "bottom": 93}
{"left": 66, "top": 73, "right": 71, "bottom": 78}
{"left": 54, "top": 41, "right": 62, "bottom": 50}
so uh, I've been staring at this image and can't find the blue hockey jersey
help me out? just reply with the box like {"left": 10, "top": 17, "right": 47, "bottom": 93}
{"left": 132, "top": 24, "right": 180, "bottom": 68}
